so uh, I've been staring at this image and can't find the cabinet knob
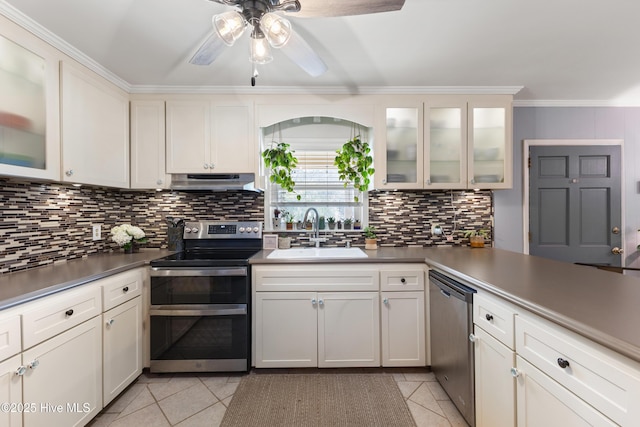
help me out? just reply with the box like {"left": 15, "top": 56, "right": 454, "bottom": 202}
{"left": 65, "top": 309, "right": 74, "bottom": 317}
{"left": 156, "top": 179, "right": 163, "bottom": 185}
{"left": 557, "top": 358, "right": 570, "bottom": 369}
{"left": 469, "top": 333, "right": 478, "bottom": 343}
{"left": 28, "top": 359, "right": 40, "bottom": 370}
{"left": 65, "top": 169, "right": 74, "bottom": 176}
{"left": 485, "top": 313, "right": 494, "bottom": 322}
{"left": 400, "top": 277, "right": 406, "bottom": 284}
{"left": 106, "top": 318, "right": 115, "bottom": 327}
{"left": 382, "top": 178, "right": 387, "bottom": 185}
{"left": 122, "top": 286, "right": 129, "bottom": 293}
{"left": 15, "top": 366, "right": 26, "bottom": 376}
{"left": 426, "top": 179, "right": 431, "bottom": 185}
{"left": 318, "top": 299, "right": 324, "bottom": 306}
{"left": 611, "top": 247, "right": 624, "bottom": 255}
{"left": 203, "top": 163, "right": 209, "bottom": 169}
{"left": 383, "top": 298, "right": 389, "bottom": 305}
{"left": 470, "top": 178, "right": 476, "bottom": 185}
{"left": 311, "top": 298, "right": 317, "bottom": 305}
{"left": 210, "top": 163, "right": 215, "bottom": 169}
{"left": 510, "top": 367, "right": 520, "bottom": 378}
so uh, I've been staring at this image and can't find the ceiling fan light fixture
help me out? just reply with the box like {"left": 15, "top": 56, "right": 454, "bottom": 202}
{"left": 260, "top": 12, "right": 292, "bottom": 48}
{"left": 250, "top": 34, "right": 273, "bottom": 64}
{"left": 213, "top": 10, "right": 246, "bottom": 46}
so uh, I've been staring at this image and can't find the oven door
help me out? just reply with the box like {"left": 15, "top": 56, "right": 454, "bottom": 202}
{"left": 149, "top": 304, "right": 248, "bottom": 372}
{"left": 150, "top": 267, "right": 248, "bottom": 304}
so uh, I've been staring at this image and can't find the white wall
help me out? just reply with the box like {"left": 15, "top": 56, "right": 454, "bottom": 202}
{"left": 494, "top": 107, "right": 640, "bottom": 271}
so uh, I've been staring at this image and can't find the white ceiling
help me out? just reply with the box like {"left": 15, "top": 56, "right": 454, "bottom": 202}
{"left": 3, "top": 0, "right": 640, "bottom": 104}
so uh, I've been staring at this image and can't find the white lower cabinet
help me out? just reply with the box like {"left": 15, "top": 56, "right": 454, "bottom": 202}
{"left": 254, "top": 292, "right": 318, "bottom": 368}
{"left": 380, "top": 291, "right": 425, "bottom": 366}
{"left": 0, "top": 354, "right": 22, "bottom": 427}
{"left": 474, "top": 326, "right": 516, "bottom": 427}
{"left": 318, "top": 292, "right": 380, "bottom": 368}
{"left": 103, "top": 296, "right": 143, "bottom": 406}
{"left": 22, "top": 315, "right": 102, "bottom": 427}
{"left": 254, "top": 291, "right": 380, "bottom": 368}
{"left": 515, "top": 356, "right": 616, "bottom": 426}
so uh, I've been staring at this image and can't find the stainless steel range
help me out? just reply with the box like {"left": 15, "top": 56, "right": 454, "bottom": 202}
{"left": 149, "top": 221, "right": 262, "bottom": 373}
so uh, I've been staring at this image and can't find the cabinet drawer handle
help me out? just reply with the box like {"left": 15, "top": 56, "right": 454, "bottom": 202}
{"left": 65, "top": 309, "right": 74, "bottom": 317}
{"left": 485, "top": 313, "right": 494, "bottom": 322}
{"left": 400, "top": 278, "right": 406, "bottom": 284}
{"left": 123, "top": 286, "right": 129, "bottom": 293}
{"left": 557, "top": 358, "right": 570, "bottom": 369}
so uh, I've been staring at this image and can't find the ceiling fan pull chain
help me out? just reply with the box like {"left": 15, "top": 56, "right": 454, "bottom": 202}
{"left": 251, "top": 64, "right": 259, "bottom": 86}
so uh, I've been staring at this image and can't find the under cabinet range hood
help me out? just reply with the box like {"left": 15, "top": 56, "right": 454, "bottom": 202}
{"left": 169, "top": 173, "right": 259, "bottom": 192}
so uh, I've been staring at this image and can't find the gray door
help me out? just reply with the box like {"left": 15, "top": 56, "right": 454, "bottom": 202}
{"left": 529, "top": 145, "right": 622, "bottom": 266}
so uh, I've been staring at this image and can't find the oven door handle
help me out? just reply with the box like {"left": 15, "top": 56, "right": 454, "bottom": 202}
{"left": 149, "top": 267, "right": 247, "bottom": 277}
{"left": 150, "top": 304, "right": 247, "bottom": 316}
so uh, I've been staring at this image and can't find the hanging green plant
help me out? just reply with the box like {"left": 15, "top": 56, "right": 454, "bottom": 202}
{"left": 334, "top": 135, "right": 374, "bottom": 202}
{"left": 262, "top": 142, "right": 300, "bottom": 200}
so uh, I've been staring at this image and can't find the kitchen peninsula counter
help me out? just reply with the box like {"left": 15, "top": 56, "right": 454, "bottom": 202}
{"left": 251, "top": 246, "right": 640, "bottom": 364}
{"left": 0, "top": 250, "right": 174, "bottom": 310}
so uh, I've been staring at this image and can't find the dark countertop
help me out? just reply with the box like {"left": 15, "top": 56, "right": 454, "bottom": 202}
{"left": 252, "top": 246, "right": 640, "bottom": 363}
{"left": 0, "top": 250, "right": 174, "bottom": 310}
{"left": 2, "top": 246, "right": 639, "bottom": 364}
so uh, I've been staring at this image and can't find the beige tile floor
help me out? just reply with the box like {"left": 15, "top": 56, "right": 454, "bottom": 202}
{"left": 88, "top": 368, "right": 469, "bottom": 427}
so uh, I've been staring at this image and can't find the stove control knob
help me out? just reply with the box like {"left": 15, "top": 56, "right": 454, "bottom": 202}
{"left": 191, "top": 227, "right": 199, "bottom": 233}
{"left": 239, "top": 227, "right": 245, "bottom": 233}
{"left": 253, "top": 227, "right": 260, "bottom": 233}
{"left": 185, "top": 227, "right": 192, "bottom": 233}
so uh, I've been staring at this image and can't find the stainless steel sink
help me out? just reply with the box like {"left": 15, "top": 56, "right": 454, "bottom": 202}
{"left": 267, "top": 247, "right": 368, "bottom": 259}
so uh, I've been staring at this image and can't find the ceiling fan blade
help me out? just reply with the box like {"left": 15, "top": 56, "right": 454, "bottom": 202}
{"left": 280, "top": 30, "right": 327, "bottom": 77}
{"left": 293, "top": 0, "right": 405, "bottom": 17}
{"left": 189, "top": 32, "right": 227, "bottom": 65}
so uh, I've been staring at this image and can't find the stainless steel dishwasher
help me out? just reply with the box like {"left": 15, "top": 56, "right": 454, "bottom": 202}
{"left": 429, "top": 269, "right": 476, "bottom": 427}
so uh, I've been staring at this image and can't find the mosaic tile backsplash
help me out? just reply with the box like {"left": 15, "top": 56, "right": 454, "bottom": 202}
{"left": 0, "top": 178, "right": 491, "bottom": 274}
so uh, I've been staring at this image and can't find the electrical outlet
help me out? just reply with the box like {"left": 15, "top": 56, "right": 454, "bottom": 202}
{"left": 92, "top": 224, "right": 101, "bottom": 241}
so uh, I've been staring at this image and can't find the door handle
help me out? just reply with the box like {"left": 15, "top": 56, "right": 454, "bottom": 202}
{"left": 611, "top": 247, "right": 624, "bottom": 255}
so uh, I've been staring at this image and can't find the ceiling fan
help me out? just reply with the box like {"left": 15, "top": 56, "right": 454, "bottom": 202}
{"left": 189, "top": 0, "right": 406, "bottom": 85}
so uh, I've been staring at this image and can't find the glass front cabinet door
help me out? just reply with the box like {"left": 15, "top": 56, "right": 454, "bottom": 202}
{"left": 468, "top": 99, "right": 512, "bottom": 189}
{"left": 375, "top": 103, "right": 423, "bottom": 189}
{"left": 424, "top": 99, "right": 467, "bottom": 189}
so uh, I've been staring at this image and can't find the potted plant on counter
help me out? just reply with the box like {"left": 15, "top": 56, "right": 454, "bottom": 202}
{"left": 343, "top": 218, "right": 353, "bottom": 230}
{"left": 285, "top": 212, "right": 294, "bottom": 230}
{"left": 327, "top": 217, "right": 336, "bottom": 230}
{"left": 463, "top": 229, "right": 490, "bottom": 248}
{"left": 364, "top": 226, "right": 378, "bottom": 250}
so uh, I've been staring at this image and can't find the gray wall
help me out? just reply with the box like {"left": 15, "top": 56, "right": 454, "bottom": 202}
{"left": 494, "top": 107, "right": 640, "bottom": 269}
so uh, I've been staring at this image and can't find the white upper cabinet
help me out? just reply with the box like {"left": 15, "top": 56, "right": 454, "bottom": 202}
{"left": 376, "top": 95, "right": 512, "bottom": 190}
{"left": 166, "top": 98, "right": 255, "bottom": 174}
{"left": 467, "top": 99, "right": 512, "bottom": 189}
{"left": 130, "top": 100, "right": 168, "bottom": 189}
{"left": 60, "top": 61, "right": 129, "bottom": 188}
{"left": 0, "top": 15, "right": 60, "bottom": 181}
{"left": 374, "top": 102, "right": 424, "bottom": 189}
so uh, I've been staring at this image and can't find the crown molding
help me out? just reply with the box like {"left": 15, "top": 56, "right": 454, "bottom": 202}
{"left": 129, "top": 85, "right": 525, "bottom": 95}
{"left": 0, "top": 1, "right": 131, "bottom": 92}
{"left": 514, "top": 99, "right": 640, "bottom": 107}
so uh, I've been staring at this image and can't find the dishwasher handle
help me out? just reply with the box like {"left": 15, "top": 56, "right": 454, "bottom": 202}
{"left": 429, "top": 270, "right": 475, "bottom": 303}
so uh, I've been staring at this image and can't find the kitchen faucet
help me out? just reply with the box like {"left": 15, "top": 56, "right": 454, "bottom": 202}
{"left": 302, "top": 207, "right": 326, "bottom": 248}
